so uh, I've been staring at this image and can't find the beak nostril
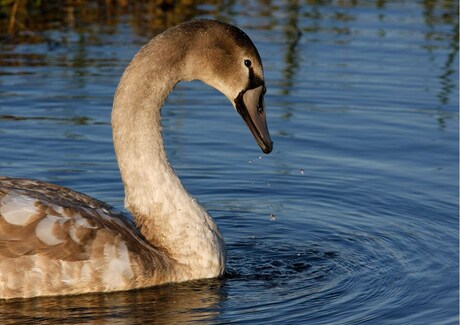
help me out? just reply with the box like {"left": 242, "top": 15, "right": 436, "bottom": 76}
{"left": 257, "top": 105, "right": 264, "bottom": 115}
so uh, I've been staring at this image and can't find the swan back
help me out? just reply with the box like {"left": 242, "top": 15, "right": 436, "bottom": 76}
{"left": 0, "top": 177, "right": 175, "bottom": 299}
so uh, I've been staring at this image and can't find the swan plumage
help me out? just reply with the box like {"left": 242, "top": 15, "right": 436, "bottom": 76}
{"left": 0, "top": 19, "right": 272, "bottom": 299}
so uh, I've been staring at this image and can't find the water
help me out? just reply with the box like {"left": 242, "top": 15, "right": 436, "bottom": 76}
{"left": 0, "top": 1, "right": 458, "bottom": 324}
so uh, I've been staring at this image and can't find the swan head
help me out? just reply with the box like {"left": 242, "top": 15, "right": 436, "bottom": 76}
{"left": 181, "top": 20, "right": 273, "bottom": 154}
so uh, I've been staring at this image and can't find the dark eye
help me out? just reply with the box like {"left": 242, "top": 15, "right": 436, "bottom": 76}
{"left": 244, "top": 59, "right": 252, "bottom": 67}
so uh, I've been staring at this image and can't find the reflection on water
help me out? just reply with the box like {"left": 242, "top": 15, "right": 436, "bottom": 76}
{"left": 0, "top": 0, "right": 210, "bottom": 38}
{"left": 0, "top": 1, "right": 457, "bottom": 106}
{"left": 0, "top": 279, "right": 225, "bottom": 324}
{"left": 280, "top": 0, "right": 302, "bottom": 96}
{"left": 0, "top": 114, "right": 94, "bottom": 125}
{"left": 421, "top": 0, "right": 459, "bottom": 107}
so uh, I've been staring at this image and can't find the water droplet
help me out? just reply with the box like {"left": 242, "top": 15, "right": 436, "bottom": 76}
{"left": 270, "top": 213, "right": 276, "bottom": 221}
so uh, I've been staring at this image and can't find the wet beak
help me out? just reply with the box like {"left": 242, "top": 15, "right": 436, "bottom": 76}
{"left": 234, "top": 85, "right": 273, "bottom": 154}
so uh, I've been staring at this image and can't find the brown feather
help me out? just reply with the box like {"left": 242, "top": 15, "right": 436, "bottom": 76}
{"left": 0, "top": 176, "right": 173, "bottom": 299}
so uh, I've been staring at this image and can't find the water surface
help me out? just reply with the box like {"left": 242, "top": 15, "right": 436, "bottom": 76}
{"left": 0, "top": 1, "right": 458, "bottom": 324}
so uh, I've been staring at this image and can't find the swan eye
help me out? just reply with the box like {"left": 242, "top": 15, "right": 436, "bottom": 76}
{"left": 244, "top": 59, "right": 252, "bottom": 67}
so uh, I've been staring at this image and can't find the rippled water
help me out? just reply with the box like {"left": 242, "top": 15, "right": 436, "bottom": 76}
{"left": 0, "top": 1, "right": 458, "bottom": 324}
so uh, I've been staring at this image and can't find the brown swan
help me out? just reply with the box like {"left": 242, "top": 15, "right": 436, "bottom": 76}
{"left": 0, "top": 19, "right": 272, "bottom": 299}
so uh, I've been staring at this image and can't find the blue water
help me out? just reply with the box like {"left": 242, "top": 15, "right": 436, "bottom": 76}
{"left": 0, "top": 1, "right": 458, "bottom": 324}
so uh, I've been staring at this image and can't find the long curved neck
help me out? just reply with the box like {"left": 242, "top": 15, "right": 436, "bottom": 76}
{"left": 111, "top": 36, "right": 226, "bottom": 278}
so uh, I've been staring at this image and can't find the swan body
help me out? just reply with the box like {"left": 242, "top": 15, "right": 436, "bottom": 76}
{"left": 0, "top": 19, "right": 272, "bottom": 299}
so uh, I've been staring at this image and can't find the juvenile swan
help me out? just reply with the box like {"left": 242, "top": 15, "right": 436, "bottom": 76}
{"left": 0, "top": 19, "right": 272, "bottom": 299}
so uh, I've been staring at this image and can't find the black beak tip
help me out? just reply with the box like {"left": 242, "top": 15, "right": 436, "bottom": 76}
{"left": 262, "top": 141, "right": 273, "bottom": 154}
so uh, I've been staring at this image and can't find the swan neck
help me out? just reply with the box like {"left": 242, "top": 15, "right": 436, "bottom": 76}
{"left": 111, "top": 37, "right": 226, "bottom": 277}
{"left": 112, "top": 49, "right": 184, "bottom": 218}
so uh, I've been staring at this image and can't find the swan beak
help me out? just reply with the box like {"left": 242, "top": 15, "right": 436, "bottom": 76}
{"left": 235, "top": 85, "right": 273, "bottom": 154}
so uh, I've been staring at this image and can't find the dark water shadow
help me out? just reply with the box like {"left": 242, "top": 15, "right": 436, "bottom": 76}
{"left": 0, "top": 114, "right": 100, "bottom": 125}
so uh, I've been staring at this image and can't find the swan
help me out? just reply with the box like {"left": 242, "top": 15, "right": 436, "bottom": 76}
{"left": 0, "top": 19, "right": 272, "bottom": 299}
